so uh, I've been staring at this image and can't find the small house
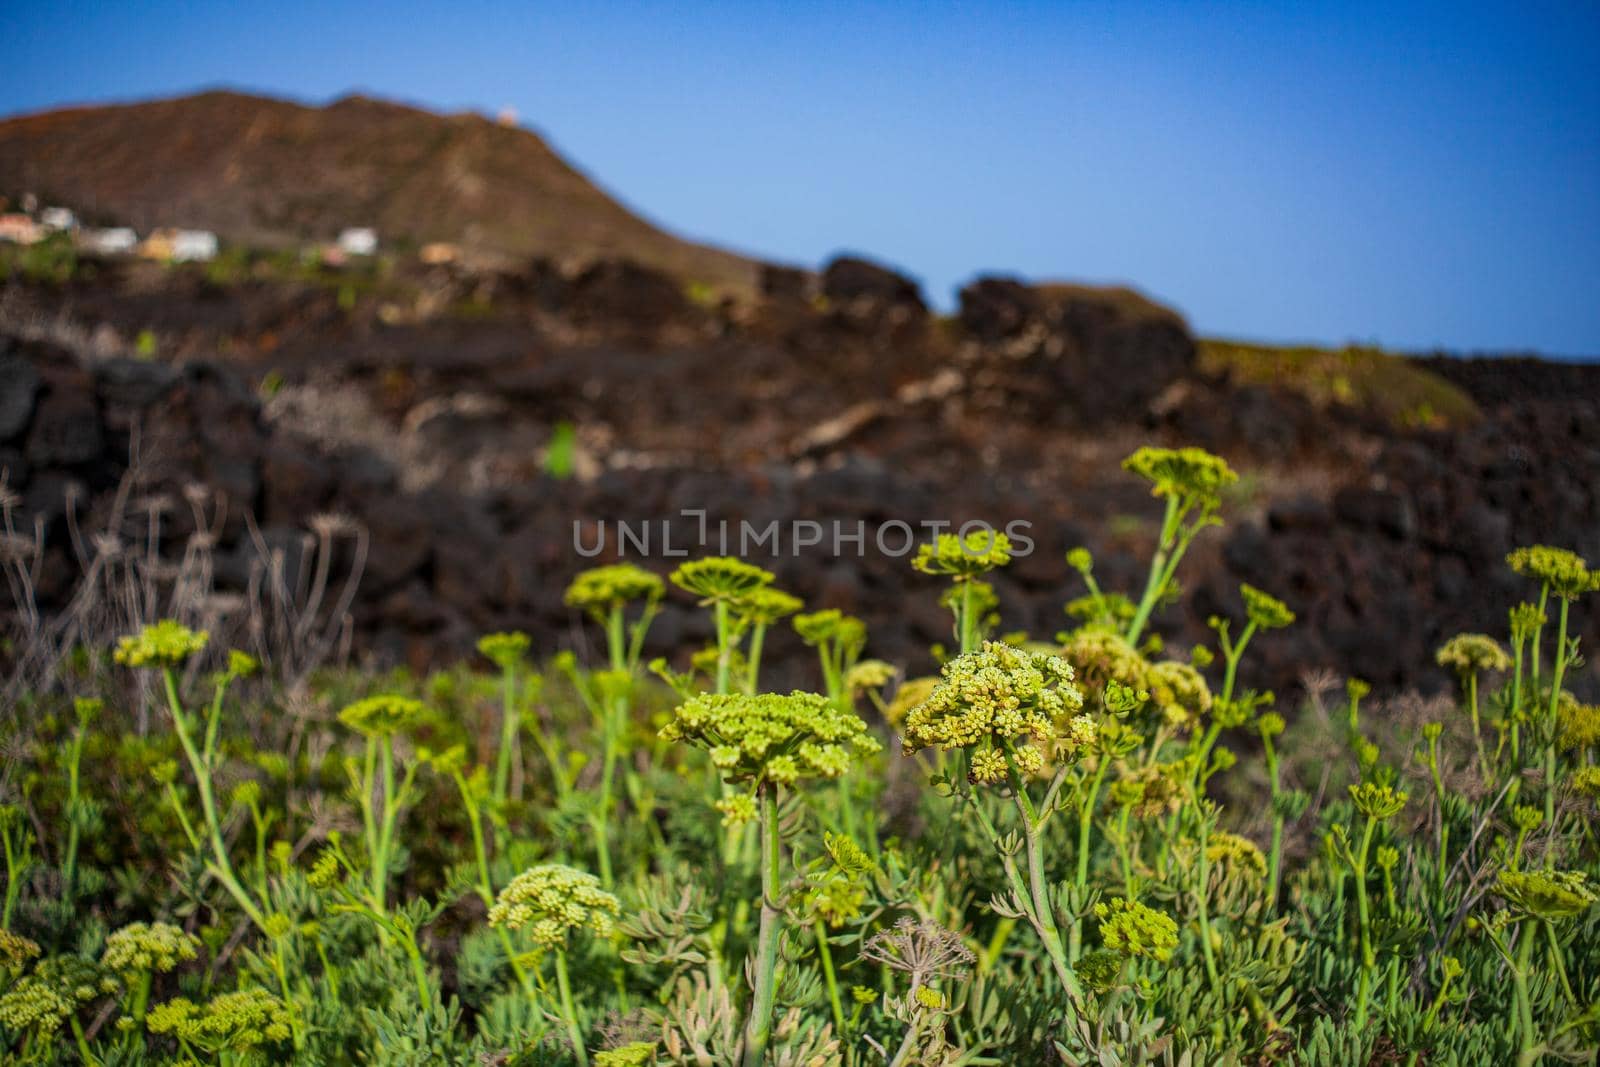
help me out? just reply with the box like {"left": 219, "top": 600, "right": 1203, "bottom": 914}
{"left": 39, "top": 207, "right": 78, "bottom": 231}
{"left": 81, "top": 227, "right": 138, "bottom": 255}
{"left": 0, "top": 215, "right": 43, "bottom": 244}
{"left": 337, "top": 227, "right": 378, "bottom": 256}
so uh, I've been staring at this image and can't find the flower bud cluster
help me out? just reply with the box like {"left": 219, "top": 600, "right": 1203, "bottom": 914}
{"left": 661, "top": 691, "right": 880, "bottom": 787}
{"left": 488, "top": 863, "right": 622, "bottom": 947}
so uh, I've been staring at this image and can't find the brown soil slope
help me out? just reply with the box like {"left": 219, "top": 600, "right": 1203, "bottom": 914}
{"left": 0, "top": 90, "right": 762, "bottom": 292}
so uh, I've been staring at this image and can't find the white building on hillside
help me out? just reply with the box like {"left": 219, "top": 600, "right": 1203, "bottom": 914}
{"left": 81, "top": 227, "right": 138, "bottom": 255}
{"left": 170, "top": 230, "right": 219, "bottom": 262}
{"left": 337, "top": 227, "right": 378, "bottom": 256}
{"left": 40, "top": 207, "right": 78, "bottom": 231}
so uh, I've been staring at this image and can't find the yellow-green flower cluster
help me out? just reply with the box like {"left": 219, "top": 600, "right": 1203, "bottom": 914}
{"left": 1147, "top": 660, "right": 1212, "bottom": 728}
{"left": 714, "top": 793, "right": 758, "bottom": 827}
{"left": 1060, "top": 628, "right": 1151, "bottom": 703}
{"left": 1121, "top": 446, "right": 1238, "bottom": 505}
{"left": 793, "top": 609, "right": 866, "bottom": 649}
{"left": 145, "top": 989, "right": 293, "bottom": 1050}
{"left": 1206, "top": 831, "right": 1267, "bottom": 879}
{"left": 566, "top": 563, "right": 665, "bottom": 613}
{"left": 595, "top": 1043, "right": 657, "bottom": 1067}
{"left": 0, "top": 929, "right": 40, "bottom": 971}
{"left": 1496, "top": 869, "right": 1597, "bottom": 922}
{"left": 1093, "top": 897, "right": 1179, "bottom": 961}
{"left": 1349, "top": 782, "right": 1407, "bottom": 820}
{"left": 1240, "top": 584, "right": 1295, "bottom": 630}
{"left": 884, "top": 677, "right": 938, "bottom": 727}
{"left": 0, "top": 956, "right": 118, "bottom": 1035}
{"left": 661, "top": 691, "right": 880, "bottom": 786}
{"left": 734, "top": 587, "right": 804, "bottom": 624}
{"left": 113, "top": 620, "right": 209, "bottom": 669}
{"left": 337, "top": 694, "right": 427, "bottom": 737}
{"left": 101, "top": 922, "right": 200, "bottom": 976}
{"left": 1556, "top": 701, "right": 1600, "bottom": 752}
{"left": 476, "top": 630, "right": 531, "bottom": 669}
{"left": 901, "top": 642, "right": 1087, "bottom": 783}
{"left": 846, "top": 659, "right": 896, "bottom": 694}
{"left": 1506, "top": 545, "right": 1598, "bottom": 599}
{"left": 912, "top": 530, "right": 1013, "bottom": 580}
{"left": 487, "top": 864, "right": 621, "bottom": 947}
{"left": 670, "top": 557, "right": 772, "bottom": 602}
{"left": 1435, "top": 634, "right": 1512, "bottom": 675}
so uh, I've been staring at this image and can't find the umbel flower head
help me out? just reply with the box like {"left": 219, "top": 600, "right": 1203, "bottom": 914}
{"left": 1206, "top": 832, "right": 1268, "bottom": 879}
{"left": 1349, "top": 782, "right": 1408, "bottom": 820}
{"left": 1093, "top": 897, "right": 1179, "bottom": 961}
{"left": 0, "top": 956, "right": 119, "bottom": 1035}
{"left": 660, "top": 691, "right": 880, "bottom": 787}
{"left": 1146, "top": 660, "right": 1212, "bottom": 728}
{"left": 0, "top": 929, "right": 41, "bottom": 971}
{"left": 566, "top": 563, "right": 665, "bottom": 615}
{"left": 912, "top": 530, "right": 1013, "bottom": 580}
{"left": 734, "top": 586, "right": 804, "bottom": 624}
{"left": 793, "top": 609, "right": 867, "bottom": 650}
{"left": 101, "top": 922, "right": 200, "bottom": 976}
{"left": 1495, "top": 869, "right": 1597, "bottom": 922}
{"left": 1506, "top": 545, "right": 1599, "bottom": 600}
{"left": 901, "top": 642, "right": 1088, "bottom": 784}
{"left": 1240, "top": 584, "right": 1295, "bottom": 630}
{"left": 1435, "top": 634, "right": 1512, "bottom": 675}
{"left": 476, "top": 630, "right": 531, "bottom": 669}
{"left": 670, "top": 557, "right": 773, "bottom": 603}
{"left": 113, "top": 620, "right": 209, "bottom": 669}
{"left": 1059, "top": 628, "right": 1151, "bottom": 705}
{"left": 337, "top": 695, "right": 427, "bottom": 737}
{"left": 145, "top": 989, "right": 293, "bottom": 1051}
{"left": 1121, "top": 446, "right": 1238, "bottom": 506}
{"left": 487, "top": 864, "right": 622, "bottom": 947}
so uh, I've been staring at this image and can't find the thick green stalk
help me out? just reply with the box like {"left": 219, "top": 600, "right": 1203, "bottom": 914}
{"left": 741, "top": 783, "right": 784, "bottom": 1067}
{"left": 1513, "top": 922, "right": 1539, "bottom": 1067}
{"left": 1542, "top": 598, "right": 1570, "bottom": 845}
{"left": 493, "top": 660, "right": 519, "bottom": 807}
{"left": 1351, "top": 816, "right": 1378, "bottom": 1029}
{"left": 1126, "top": 496, "right": 1181, "bottom": 647}
{"left": 814, "top": 921, "right": 846, "bottom": 1035}
{"left": 1069, "top": 760, "right": 1108, "bottom": 960}
{"left": 555, "top": 948, "right": 588, "bottom": 1067}
{"left": 1194, "top": 825, "right": 1220, "bottom": 989}
{"left": 162, "top": 669, "right": 266, "bottom": 930}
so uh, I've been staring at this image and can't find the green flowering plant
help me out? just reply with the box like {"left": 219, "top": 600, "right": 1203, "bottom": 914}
{"left": 1119, "top": 446, "right": 1238, "bottom": 643}
{"left": 337, "top": 695, "right": 430, "bottom": 912}
{"left": 901, "top": 641, "right": 1089, "bottom": 782}
{"left": 661, "top": 690, "right": 880, "bottom": 788}
{"left": 914, "top": 531, "right": 1011, "bottom": 655}
{"left": 144, "top": 988, "right": 293, "bottom": 1056}
{"left": 1092, "top": 897, "right": 1179, "bottom": 961}
{"left": 489, "top": 864, "right": 620, "bottom": 1066}
{"left": 112, "top": 620, "right": 210, "bottom": 669}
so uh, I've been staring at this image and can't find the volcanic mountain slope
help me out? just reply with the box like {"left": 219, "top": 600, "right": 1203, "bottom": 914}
{"left": 0, "top": 89, "right": 762, "bottom": 292}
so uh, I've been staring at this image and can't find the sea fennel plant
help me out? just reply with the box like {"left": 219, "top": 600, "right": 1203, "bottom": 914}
{"left": 659, "top": 689, "right": 879, "bottom": 1067}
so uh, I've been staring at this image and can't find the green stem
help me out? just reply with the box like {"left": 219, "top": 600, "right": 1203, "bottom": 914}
{"left": 494, "top": 661, "right": 519, "bottom": 807}
{"left": 1513, "top": 921, "right": 1539, "bottom": 1067}
{"left": 162, "top": 669, "right": 266, "bottom": 930}
{"left": 1352, "top": 816, "right": 1377, "bottom": 1029}
{"left": 815, "top": 921, "right": 845, "bottom": 1035}
{"left": 555, "top": 948, "right": 588, "bottom": 1066}
{"left": 1069, "top": 760, "right": 1108, "bottom": 960}
{"left": 1126, "top": 497, "right": 1181, "bottom": 647}
{"left": 741, "top": 783, "right": 784, "bottom": 1067}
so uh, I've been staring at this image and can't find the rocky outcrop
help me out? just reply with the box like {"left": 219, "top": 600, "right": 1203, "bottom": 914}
{"left": 958, "top": 277, "right": 1196, "bottom": 423}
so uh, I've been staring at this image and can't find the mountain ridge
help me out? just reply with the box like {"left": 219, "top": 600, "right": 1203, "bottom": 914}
{"left": 0, "top": 88, "right": 767, "bottom": 293}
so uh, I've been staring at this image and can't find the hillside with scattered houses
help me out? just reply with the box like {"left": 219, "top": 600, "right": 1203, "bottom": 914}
{"left": 0, "top": 90, "right": 765, "bottom": 294}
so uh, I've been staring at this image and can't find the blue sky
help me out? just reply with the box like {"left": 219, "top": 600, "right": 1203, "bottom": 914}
{"left": 3, "top": 1, "right": 1598, "bottom": 356}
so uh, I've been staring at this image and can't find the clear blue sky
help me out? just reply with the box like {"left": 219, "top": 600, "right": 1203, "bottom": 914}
{"left": 3, "top": 1, "right": 1598, "bottom": 356}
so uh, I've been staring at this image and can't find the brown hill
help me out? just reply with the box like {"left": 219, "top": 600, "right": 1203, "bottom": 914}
{"left": 0, "top": 89, "right": 763, "bottom": 292}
